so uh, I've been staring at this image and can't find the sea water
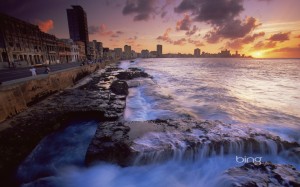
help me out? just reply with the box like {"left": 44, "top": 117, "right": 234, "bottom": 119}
{"left": 18, "top": 58, "right": 300, "bottom": 187}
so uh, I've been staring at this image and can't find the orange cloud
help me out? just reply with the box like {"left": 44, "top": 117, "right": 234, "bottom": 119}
{"left": 38, "top": 19, "right": 54, "bottom": 33}
{"left": 268, "top": 32, "right": 290, "bottom": 42}
{"left": 157, "top": 28, "right": 173, "bottom": 43}
{"left": 252, "top": 40, "right": 277, "bottom": 50}
{"left": 267, "top": 45, "right": 300, "bottom": 58}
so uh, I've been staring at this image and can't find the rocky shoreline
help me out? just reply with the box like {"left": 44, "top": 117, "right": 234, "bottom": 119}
{"left": 85, "top": 119, "right": 300, "bottom": 167}
{"left": 0, "top": 64, "right": 150, "bottom": 185}
{"left": 0, "top": 64, "right": 299, "bottom": 186}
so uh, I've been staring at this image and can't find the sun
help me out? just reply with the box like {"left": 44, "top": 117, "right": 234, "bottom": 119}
{"left": 252, "top": 51, "right": 264, "bottom": 58}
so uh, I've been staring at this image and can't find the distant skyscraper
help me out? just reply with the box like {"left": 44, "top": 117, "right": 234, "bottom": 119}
{"left": 157, "top": 44, "right": 162, "bottom": 57}
{"left": 124, "top": 45, "right": 131, "bottom": 59}
{"left": 194, "top": 48, "right": 201, "bottom": 57}
{"left": 67, "top": 5, "right": 89, "bottom": 55}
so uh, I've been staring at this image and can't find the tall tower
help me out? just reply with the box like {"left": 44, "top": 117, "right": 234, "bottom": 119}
{"left": 157, "top": 44, "right": 162, "bottom": 57}
{"left": 67, "top": 5, "right": 89, "bottom": 55}
{"left": 124, "top": 45, "right": 131, "bottom": 59}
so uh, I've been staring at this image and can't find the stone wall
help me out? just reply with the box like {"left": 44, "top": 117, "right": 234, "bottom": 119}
{"left": 0, "top": 63, "right": 104, "bottom": 122}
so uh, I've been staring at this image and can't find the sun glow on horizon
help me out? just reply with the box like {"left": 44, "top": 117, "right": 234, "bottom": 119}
{"left": 251, "top": 51, "right": 264, "bottom": 58}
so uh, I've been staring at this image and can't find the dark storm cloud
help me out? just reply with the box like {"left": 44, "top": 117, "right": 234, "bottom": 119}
{"left": 174, "top": 0, "right": 263, "bottom": 43}
{"left": 122, "top": 0, "right": 157, "bottom": 21}
{"left": 204, "top": 17, "right": 261, "bottom": 44}
{"left": 216, "top": 17, "right": 261, "bottom": 38}
{"left": 174, "top": 0, "right": 244, "bottom": 25}
{"left": 268, "top": 32, "right": 290, "bottom": 42}
{"left": 176, "top": 14, "right": 192, "bottom": 31}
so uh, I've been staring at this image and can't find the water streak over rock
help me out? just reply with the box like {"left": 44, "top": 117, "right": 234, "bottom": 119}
{"left": 85, "top": 119, "right": 300, "bottom": 166}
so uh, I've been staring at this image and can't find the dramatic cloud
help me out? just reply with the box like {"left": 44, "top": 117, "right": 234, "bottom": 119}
{"left": 37, "top": 19, "right": 54, "bottom": 33}
{"left": 174, "top": 0, "right": 262, "bottom": 43}
{"left": 204, "top": 30, "right": 221, "bottom": 43}
{"left": 157, "top": 28, "right": 173, "bottom": 43}
{"left": 268, "top": 32, "right": 290, "bottom": 42}
{"left": 186, "top": 25, "right": 199, "bottom": 36}
{"left": 174, "top": 0, "right": 244, "bottom": 25}
{"left": 122, "top": 0, "right": 157, "bottom": 21}
{"left": 176, "top": 14, "right": 192, "bottom": 31}
{"left": 157, "top": 28, "right": 188, "bottom": 46}
{"left": 204, "top": 17, "right": 261, "bottom": 43}
{"left": 226, "top": 32, "right": 265, "bottom": 50}
{"left": 173, "top": 38, "right": 186, "bottom": 45}
{"left": 218, "top": 17, "right": 261, "bottom": 38}
{"left": 188, "top": 38, "right": 205, "bottom": 47}
{"left": 89, "top": 24, "right": 124, "bottom": 38}
{"left": 252, "top": 40, "right": 277, "bottom": 50}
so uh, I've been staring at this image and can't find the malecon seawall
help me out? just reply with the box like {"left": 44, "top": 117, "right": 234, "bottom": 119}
{"left": 0, "top": 63, "right": 105, "bottom": 123}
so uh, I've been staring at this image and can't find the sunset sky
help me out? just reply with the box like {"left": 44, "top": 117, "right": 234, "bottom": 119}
{"left": 1, "top": 0, "right": 300, "bottom": 58}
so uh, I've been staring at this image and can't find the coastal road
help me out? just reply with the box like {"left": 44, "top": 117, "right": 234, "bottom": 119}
{"left": 0, "top": 62, "right": 83, "bottom": 83}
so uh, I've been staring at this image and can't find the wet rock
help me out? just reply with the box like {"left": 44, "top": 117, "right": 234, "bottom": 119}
{"left": 221, "top": 162, "right": 300, "bottom": 187}
{"left": 116, "top": 68, "right": 149, "bottom": 80}
{"left": 110, "top": 80, "right": 129, "bottom": 95}
{"left": 0, "top": 65, "right": 150, "bottom": 184}
{"left": 85, "top": 122, "right": 133, "bottom": 166}
{"left": 85, "top": 119, "right": 300, "bottom": 166}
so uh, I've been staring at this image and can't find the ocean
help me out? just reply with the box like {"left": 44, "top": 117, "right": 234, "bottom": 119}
{"left": 122, "top": 58, "right": 300, "bottom": 142}
{"left": 18, "top": 58, "right": 300, "bottom": 187}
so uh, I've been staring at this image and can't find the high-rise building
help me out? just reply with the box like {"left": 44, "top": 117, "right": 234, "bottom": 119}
{"left": 194, "top": 48, "right": 201, "bottom": 57}
{"left": 114, "top": 48, "right": 122, "bottom": 59}
{"left": 124, "top": 45, "right": 131, "bottom": 59}
{"left": 157, "top": 44, "right": 162, "bottom": 57}
{"left": 67, "top": 5, "right": 89, "bottom": 56}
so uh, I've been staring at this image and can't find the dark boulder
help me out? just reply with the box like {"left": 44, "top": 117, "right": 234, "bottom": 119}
{"left": 116, "top": 68, "right": 149, "bottom": 80}
{"left": 110, "top": 80, "right": 129, "bottom": 95}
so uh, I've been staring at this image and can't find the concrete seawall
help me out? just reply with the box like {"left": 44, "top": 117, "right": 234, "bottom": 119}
{"left": 0, "top": 63, "right": 105, "bottom": 123}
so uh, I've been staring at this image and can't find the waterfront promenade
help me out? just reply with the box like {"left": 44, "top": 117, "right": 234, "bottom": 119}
{"left": 0, "top": 62, "right": 83, "bottom": 83}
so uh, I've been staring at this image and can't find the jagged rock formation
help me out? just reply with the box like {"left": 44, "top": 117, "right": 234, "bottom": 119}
{"left": 221, "top": 162, "right": 300, "bottom": 187}
{"left": 85, "top": 119, "right": 300, "bottom": 166}
{"left": 0, "top": 65, "right": 150, "bottom": 184}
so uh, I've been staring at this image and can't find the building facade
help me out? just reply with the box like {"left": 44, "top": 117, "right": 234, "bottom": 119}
{"left": 75, "top": 41, "right": 86, "bottom": 62}
{"left": 67, "top": 5, "right": 89, "bottom": 56}
{"left": 114, "top": 48, "right": 122, "bottom": 59}
{"left": 141, "top": 49, "right": 149, "bottom": 58}
{"left": 58, "top": 39, "right": 72, "bottom": 63}
{"left": 41, "top": 32, "right": 59, "bottom": 64}
{"left": 0, "top": 13, "right": 49, "bottom": 68}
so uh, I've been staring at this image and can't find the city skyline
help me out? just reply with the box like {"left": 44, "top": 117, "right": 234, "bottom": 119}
{"left": 1, "top": 0, "right": 300, "bottom": 58}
